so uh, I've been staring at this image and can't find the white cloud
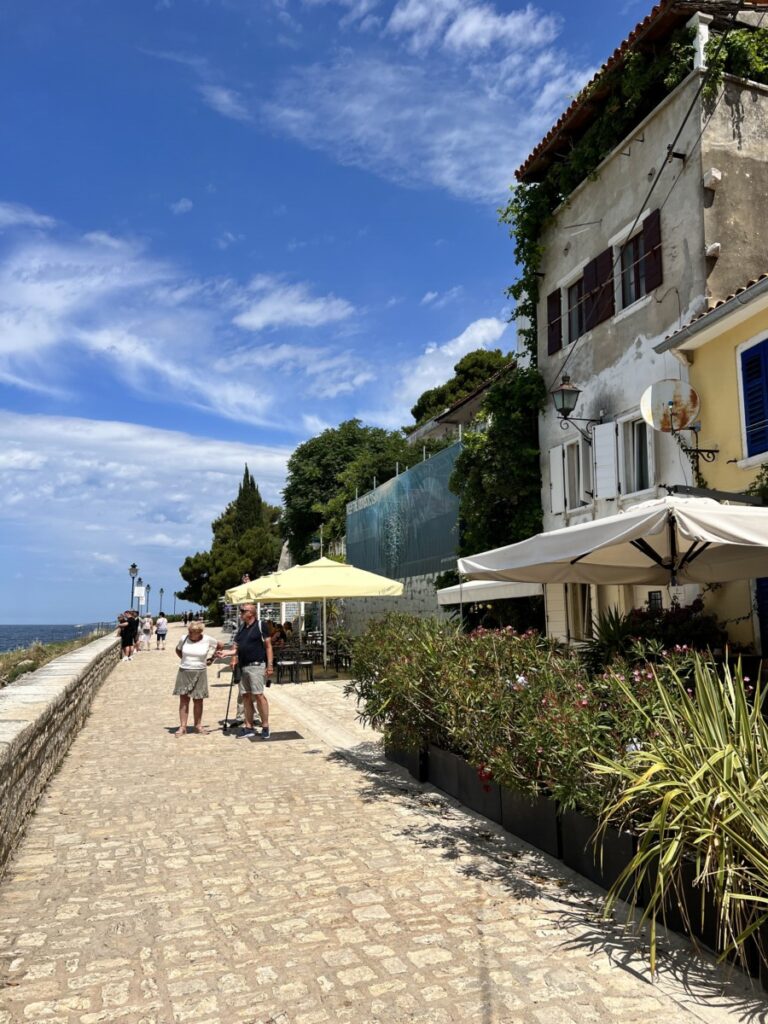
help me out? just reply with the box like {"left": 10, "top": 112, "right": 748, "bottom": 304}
{"left": 233, "top": 275, "right": 355, "bottom": 332}
{"left": 362, "top": 315, "right": 508, "bottom": 427}
{"left": 0, "top": 201, "right": 56, "bottom": 231}
{"left": 216, "top": 231, "right": 243, "bottom": 250}
{"left": 170, "top": 197, "right": 194, "bottom": 215}
{"left": 421, "top": 286, "right": 462, "bottom": 308}
{"left": 387, "top": 1, "right": 558, "bottom": 55}
{"left": 264, "top": 52, "right": 591, "bottom": 201}
{"left": 198, "top": 83, "right": 251, "bottom": 121}
{"left": 0, "top": 221, "right": 373, "bottom": 424}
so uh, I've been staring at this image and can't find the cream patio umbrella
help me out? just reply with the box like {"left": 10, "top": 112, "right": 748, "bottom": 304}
{"left": 224, "top": 573, "right": 282, "bottom": 605}
{"left": 245, "top": 557, "right": 404, "bottom": 666}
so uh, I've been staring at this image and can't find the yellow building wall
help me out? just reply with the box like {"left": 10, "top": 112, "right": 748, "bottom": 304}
{"left": 687, "top": 306, "right": 768, "bottom": 650}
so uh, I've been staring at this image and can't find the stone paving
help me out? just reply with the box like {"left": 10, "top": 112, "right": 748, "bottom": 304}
{"left": 0, "top": 625, "right": 766, "bottom": 1024}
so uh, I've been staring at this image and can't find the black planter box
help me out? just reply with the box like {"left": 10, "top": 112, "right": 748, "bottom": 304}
{"left": 641, "top": 856, "right": 718, "bottom": 951}
{"left": 427, "top": 745, "right": 463, "bottom": 801}
{"left": 560, "top": 810, "right": 635, "bottom": 894}
{"left": 384, "top": 744, "right": 429, "bottom": 782}
{"left": 500, "top": 786, "right": 561, "bottom": 859}
{"left": 456, "top": 758, "right": 502, "bottom": 824}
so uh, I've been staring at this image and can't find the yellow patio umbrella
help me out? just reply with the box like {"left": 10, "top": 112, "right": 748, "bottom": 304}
{"left": 246, "top": 557, "right": 403, "bottom": 665}
{"left": 224, "top": 572, "right": 282, "bottom": 604}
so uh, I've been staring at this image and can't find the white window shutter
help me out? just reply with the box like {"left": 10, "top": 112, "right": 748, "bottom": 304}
{"left": 549, "top": 445, "right": 565, "bottom": 514}
{"left": 645, "top": 423, "right": 656, "bottom": 487}
{"left": 579, "top": 437, "right": 593, "bottom": 503}
{"left": 593, "top": 422, "right": 618, "bottom": 499}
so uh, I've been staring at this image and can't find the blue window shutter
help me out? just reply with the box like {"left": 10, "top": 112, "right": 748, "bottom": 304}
{"left": 741, "top": 341, "right": 768, "bottom": 457}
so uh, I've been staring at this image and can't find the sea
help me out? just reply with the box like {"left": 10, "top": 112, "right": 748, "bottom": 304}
{"left": 0, "top": 623, "right": 112, "bottom": 654}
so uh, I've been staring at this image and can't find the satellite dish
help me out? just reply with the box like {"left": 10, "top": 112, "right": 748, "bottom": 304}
{"left": 640, "top": 380, "right": 700, "bottom": 433}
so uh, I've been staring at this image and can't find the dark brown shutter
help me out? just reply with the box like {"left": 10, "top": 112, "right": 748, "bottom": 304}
{"left": 583, "top": 255, "right": 599, "bottom": 331}
{"left": 546, "top": 289, "right": 562, "bottom": 355}
{"left": 643, "top": 208, "right": 663, "bottom": 292}
{"left": 583, "top": 248, "right": 614, "bottom": 330}
{"left": 593, "top": 247, "right": 615, "bottom": 326}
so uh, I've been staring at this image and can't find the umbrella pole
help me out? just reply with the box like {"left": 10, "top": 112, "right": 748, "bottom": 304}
{"left": 323, "top": 597, "right": 327, "bottom": 669}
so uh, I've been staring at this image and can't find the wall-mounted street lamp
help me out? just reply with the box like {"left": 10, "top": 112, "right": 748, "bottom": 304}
{"left": 551, "top": 375, "right": 601, "bottom": 443}
{"left": 129, "top": 563, "right": 138, "bottom": 610}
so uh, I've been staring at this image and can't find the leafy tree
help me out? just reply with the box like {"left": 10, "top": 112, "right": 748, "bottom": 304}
{"left": 178, "top": 465, "right": 282, "bottom": 621}
{"left": 450, "top": 363, "right": 546, "bottom": 555}
{"left": 409, "top": 349, "right": 512, "bottom": 426}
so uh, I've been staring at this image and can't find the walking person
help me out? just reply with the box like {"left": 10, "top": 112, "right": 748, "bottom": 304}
{"left": 117, "top": 613, "right": 135, "bottom": 662}
{"left": 229, "top": 603, "right": 273, "bottom": 739}
{"left": 173, "top": 621, "right": 222, "bottom": 737}
{"left": 141, "top": 614, "right": 153, "bottom": 651}
{"left": 155, "top": 613, "right": 168, "bottom": 650}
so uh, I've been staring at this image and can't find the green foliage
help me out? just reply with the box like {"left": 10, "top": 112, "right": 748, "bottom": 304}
{"left": 746, "top": 462, "right": 768, "bottom": 503}
{"left": 408, "top": 348, "right": 512, "bottom": 426}
{"left": 581, "top": 599, "right": 729, "bottom": 673}
{"left": 450, "top": 363, "right": 546, "bottom": 554}
{"left": 704, "top": 27, "right": 768, "bottom": 102}
{"left": 0, "top": 633, "right": 110, "bottom": 689}
{"left": 178, "top": 465, "right": 282, "bottom": 621}
{"left": 596, "top": 657, "right": 768, "bottom": 974}
{"left": 282, "top": 418, "right": 449, "bottom": 560}
{"left": 499, "top": 29, "right": 695, "bottom": 362}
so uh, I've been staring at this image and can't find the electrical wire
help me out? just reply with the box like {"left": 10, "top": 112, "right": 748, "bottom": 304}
{"left": 547, "top": 0, "right": 747, "bottom": 393}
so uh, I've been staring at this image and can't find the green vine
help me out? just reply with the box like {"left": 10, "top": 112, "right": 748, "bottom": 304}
{"left": 703, "top": 27, "right": 768, "bottom": 103}
{"left": 499, "top": 28, "right": 696, "bottom": 362}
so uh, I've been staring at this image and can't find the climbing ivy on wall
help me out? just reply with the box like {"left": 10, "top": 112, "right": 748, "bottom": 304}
{"left": 703, "top": 27, "right": 768, "bottom": 101}
{"left": 498, "top": 28, "right": 696, "bottom": 363}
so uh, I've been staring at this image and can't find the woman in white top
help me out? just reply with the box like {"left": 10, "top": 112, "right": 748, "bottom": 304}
{"left": 173, "top": 621, "right": 221, "bottom": 736}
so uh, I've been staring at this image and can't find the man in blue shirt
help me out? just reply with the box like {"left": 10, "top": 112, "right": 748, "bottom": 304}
{"left": 231, "top": 603, "right": 273, "bottom": 739}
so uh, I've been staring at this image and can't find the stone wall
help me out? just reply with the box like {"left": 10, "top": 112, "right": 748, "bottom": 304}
{"left": 341, "top": 573, "right": 450, "bottom": 635}
{"left": 0, "top": 635, "right": 120, "bottom": 879}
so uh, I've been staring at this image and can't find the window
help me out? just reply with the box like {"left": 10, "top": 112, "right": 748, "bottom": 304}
{"left": 647, "top": 590, "right": 663, "bottom": 611}
{"left": 567, "top": 278, "right": 585, "bottom": 342}
{"left": 740, "top": 338, "right": 768, "bottom": 457}
{"left": 567, "top": 583, "right": 593, "bottom": 640}
{"left": 619, "top": 417, "right": 653, "bottom": 494}
{"left": 564, "top": 438, "right": 592, "bottom": 510}
{"left": 620, "top": 233, "right": 646, "bottom": 308}
{"left": 549, "top": 440, "right": 592, "bottom": 514}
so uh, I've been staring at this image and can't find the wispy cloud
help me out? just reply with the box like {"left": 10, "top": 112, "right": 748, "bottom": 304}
{"left": 170, "top": 197, "right": 194, "bottom": 215}
{"left": 0, "top": 214, "right": 374, "bottom": 424}
{"left": 421, "top": 285, "right": 462, "bottom": 308}
{"left": 233, "top": 275, "right": 355, "bottom": 332}
{"left": 362, "top": 315, "right": 508, "bottom": 427}
{"left": 0, "top": 201, "right": 56, "bottom": 231}
{"left": 198, "top": 83, "right": 251, "bottom": 121}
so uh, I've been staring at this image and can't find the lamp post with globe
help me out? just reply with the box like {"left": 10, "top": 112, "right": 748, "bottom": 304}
{"left": 129, "top": 563, "right": 138, "bottom": 610}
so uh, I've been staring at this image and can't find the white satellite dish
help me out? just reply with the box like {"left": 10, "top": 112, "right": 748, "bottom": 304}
{"left": 640, "top": 380, "right": 700, "bottom": 433}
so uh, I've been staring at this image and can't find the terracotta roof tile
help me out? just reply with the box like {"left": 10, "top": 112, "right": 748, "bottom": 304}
{"left": 514, "top": 0, "right": 748, "bottom": 183}
{"left": 663, "top": 272, "right": 768, "bottom": 340}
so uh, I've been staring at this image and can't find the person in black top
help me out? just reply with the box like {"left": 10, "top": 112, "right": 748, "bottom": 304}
{"left": 229, "top": 603, "right": 273, "bottom": 738}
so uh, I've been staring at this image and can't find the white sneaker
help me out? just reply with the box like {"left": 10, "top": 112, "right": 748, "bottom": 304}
{"left": 121, "top": 656, "right": 128, "bottom": 662}
{"left": 128, "top": 656, "right": 134, "bottom": 661}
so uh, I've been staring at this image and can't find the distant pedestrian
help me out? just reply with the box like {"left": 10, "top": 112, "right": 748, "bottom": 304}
{"left": 141, "top": 615, "right": 153, "bottom": 651}
{"left": 173, "top": 621, "right": 222, "bottom": 736}
{"left": 182, "top": 612, "right": 188, "bottom": 626}
{"left": 155, "top": 613, "right": 168, "bottom": 650}
{"left": 119, "top": 611, "right": 139, "bottom": 661}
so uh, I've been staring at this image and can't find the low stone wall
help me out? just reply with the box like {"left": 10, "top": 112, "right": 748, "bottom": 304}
{"left": 0, "top": 634, "right": 120, "bottom": 879}
{"left": 342, "top": 572, "right": 450, "bottom": 635}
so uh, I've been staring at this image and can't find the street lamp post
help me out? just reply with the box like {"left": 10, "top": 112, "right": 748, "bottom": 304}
{"left": 173, "top": 592, "right": 177, "bottom": 616}
{"left": 129, "top": 563, "right": 138, "bottom": 610}
{"left": 136, "top": 577, "right": 143, "bottom": 612}
{"left": 159, "top": 588, "right": 164, "bottom": 614}
{"left": 146, "top": 584, "right": 151, "bottom": 615}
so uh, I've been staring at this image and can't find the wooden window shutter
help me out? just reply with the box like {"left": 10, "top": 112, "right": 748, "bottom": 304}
{"left": 592, "top": 422, "right": 618, "bottom": 499}
{"left": 593, "top": 247, "right": 614, "bottom": 326}
{"left": 582, "top": 255, "right": 599, "bottom": 331}
{"left": 741, "top": 342, "right": 768, "bottom": 457}
{"left": 546, "top": 289, "right": 562, "bottom": 355}
{"left": 583, "top": 249, "right": 613, "bottom": 330}
{"left": 642, "top": 208, "right": 663, "bottom": 292}
{"left": 549, "top": 445, "right": 565, "bottom": 515}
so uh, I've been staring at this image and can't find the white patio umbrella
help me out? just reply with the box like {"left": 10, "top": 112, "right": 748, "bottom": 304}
{"left": 458, "top": 495, "right": 768, "bottom": 587}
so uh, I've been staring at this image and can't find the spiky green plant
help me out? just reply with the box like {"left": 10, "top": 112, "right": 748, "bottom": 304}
{"left": 594, "top": 656, "right": 768, "bottom": 974}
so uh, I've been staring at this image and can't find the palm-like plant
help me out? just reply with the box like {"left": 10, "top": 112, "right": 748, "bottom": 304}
{"left": 595, "top": 656, "right": 768, "bottom": 973}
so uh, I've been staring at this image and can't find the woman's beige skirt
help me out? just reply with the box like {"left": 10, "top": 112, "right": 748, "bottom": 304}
{"left": 173, "top": 668, "right": 209, "bottom": 699}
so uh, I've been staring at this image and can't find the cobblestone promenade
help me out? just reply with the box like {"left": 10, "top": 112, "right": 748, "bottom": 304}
{"left": 0, "top": 626, "right": 764, "bottom": 1024}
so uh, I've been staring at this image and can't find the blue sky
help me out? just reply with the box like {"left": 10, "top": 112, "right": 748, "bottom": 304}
{"left": 0, "top": 0, "right": 649, "bottom": 623}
